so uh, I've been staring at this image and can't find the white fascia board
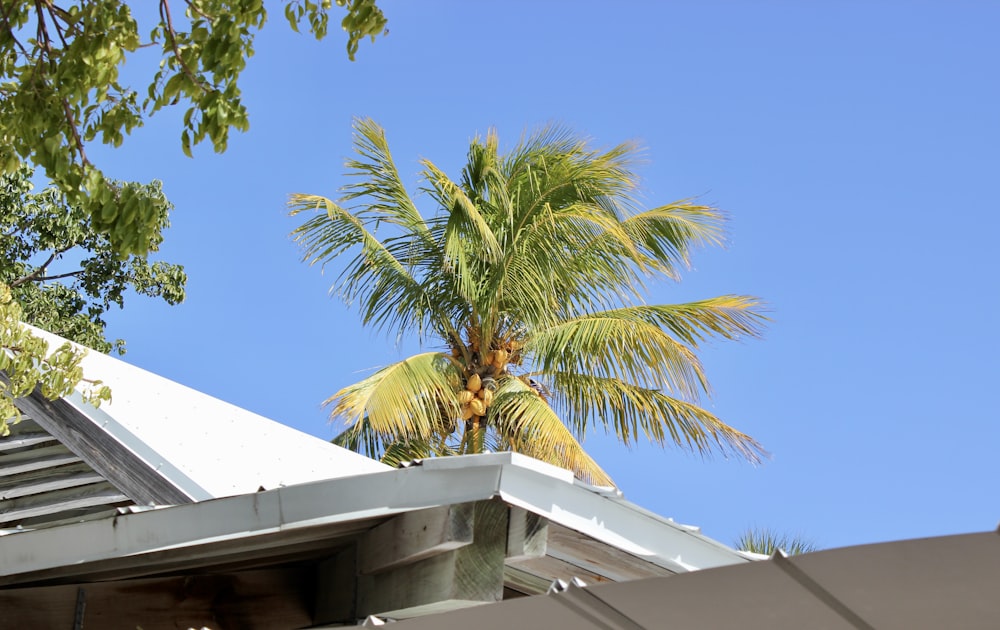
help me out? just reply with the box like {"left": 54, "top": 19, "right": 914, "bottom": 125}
{"left": 410, "top": 454, "right": 745, "bottom": 570}
{"left": 410, "top": 452, "right": 577, "bottom": 483}
{"left": 494, "top": 463, "right": 748, "bottom": 571}
{"left": 0, "top": 454, "right": 747, "bottom": 581}
{"left": 0, "top": 464, "right": 505, "bottom": 579}
{"left": 26, "top": 326, "right": 390, "bottom": 498}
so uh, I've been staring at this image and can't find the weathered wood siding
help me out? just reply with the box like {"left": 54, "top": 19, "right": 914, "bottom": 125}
{"left": 0, "top": 416, "right": 133, "bottom": 530}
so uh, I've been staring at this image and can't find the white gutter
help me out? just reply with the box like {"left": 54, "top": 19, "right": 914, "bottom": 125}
{"left": 0, "top": 453, "right": 750, "bottom": 582}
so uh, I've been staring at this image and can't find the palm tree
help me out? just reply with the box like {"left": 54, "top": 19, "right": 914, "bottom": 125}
{"left": 289, "top": 118, "right": 767, "bottom": 485}
{"left": 735, "top": 528, "right": 818, "bottom": 556}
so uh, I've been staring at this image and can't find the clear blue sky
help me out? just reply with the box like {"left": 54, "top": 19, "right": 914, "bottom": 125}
{"left": 89, "top": 1, "right": 998, "bottom": 551}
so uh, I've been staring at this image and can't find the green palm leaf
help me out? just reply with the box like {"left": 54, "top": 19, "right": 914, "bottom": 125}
{"left": 490, "top": 377, "right": 613, "bottom": 486}
{"left": 328, "top": 352, "right": 464, "bottom": 443}
{"left": 528, "top": 312, "right": 711, "bottom": 400}
{"left": 582, "top": 202, "right": 727, "bottom": 281}
{"left": 290, "top": 194, "right": 458, "bottom": 343}
{"left": 333, "top": 421, "right": 458, "bottom": 466}
{"left": 546, "top": 372, "right": 767, "bottom": 463}
{"left": 735, "top": 528, "right": 818, "bottom": 556}
{"left": 575, "top": 298, "right": 768, "bottom": 349}
{"left": 341, "top": 117, "right": 431, "bottom": 232}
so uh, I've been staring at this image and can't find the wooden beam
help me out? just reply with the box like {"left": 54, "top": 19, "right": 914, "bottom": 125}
{"left": 503, "top": 553, "right": 612, "bottom": 588}
{"left": 0, "top": 482, "right": 128, "bottom": 526}
{"left": 544, "top": 522, "right": 675, "bottom": 582}
{"left": 0, "top": 567, "right": 313, "bottom": 630}
{"left": 503, "top": 564, "right": 556, "bottom": 596}
{"left": 0, "top": 444, "right": 81, "bottom": 477}
{"left": 502, "top": 522, "right": 676, "bottom": 592}
{"left": 356, "top": 500, "right": 509, "bottom": 620}
{"left": 12, "top": 389, "right": 194, "bottom": 505}
{"left": 359, "top": 503, "right": 474, "bottom": 575}
{"left": 506, "top": 506, "right": 547, "bottom": 561}
{"left": 0, "top": 432, "right": 57, "bottom": 453}
{"left": 314, "top": 545, "right": 358, "bottom": 625}
{"left": 0, "top": 460, "right": 95, "bottom": 494}
{"left": 0, "top": 470, "right": 105, "bottom": 501}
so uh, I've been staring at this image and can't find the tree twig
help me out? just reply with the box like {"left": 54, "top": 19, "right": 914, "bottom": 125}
{"left": 159, "top": 0, "right": 212, "bottom": 94}
{"left": 60, "top": 96, "right": 88, "bottom": 164}
{"left": 42, "top": 1, "right": 69, "bottom": 49}
{"left": 9, "top": 246, "right": 73, "bottom": 287}
{"left": 0, "top": 2, "right": 30, "bottom": 57}
{"left": 26, "top": 269, "right": 85, "bottom": 283}
{"left": 9, "top": 252, "right": 58, "bottom": 287}
{"left": 33, "top": 0, "right": 51, "bottom": 57}
{"left": 183, "top": 0, "right": 214, "bottom": 21}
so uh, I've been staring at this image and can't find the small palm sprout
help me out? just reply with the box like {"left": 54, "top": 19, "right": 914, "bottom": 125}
{"left": 736, "top": 528, "right": 819, "bottom": 556}
{"left": 290, "top": 118, "right": 768, "bottom": 485}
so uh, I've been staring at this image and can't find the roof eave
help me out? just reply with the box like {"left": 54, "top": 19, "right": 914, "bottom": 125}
{"left": 0, "top": 453, "right": 749, "bottom": 586}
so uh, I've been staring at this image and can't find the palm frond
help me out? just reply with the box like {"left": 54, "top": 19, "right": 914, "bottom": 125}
{"left": 606, "top": 202, "right": 726, "bottom": 278}
{"left": 416, "top": 159, "right": 503, "bottom": 311}
{"left": 381, "top": 437, "right": 459, "bottom": 468}
{"left": 529, "top": 312, "right": 710, "bottom": 400}
{"left": 588, "top": 298, "right": 768, "bottom": 347}
{"left": 328, "top": 352, "right": 463, "bottom": 443}
{"left": 340, "top": 117, "right": 431, "bottom": 233}
{"left": 735, "top": 528, "right": 818, "bottom": 556}
{"left": 331, "top": 418, "right": 384, "bottom": 460}
{"left": 503, "top": 127, "right": 638, "bottom": 212}
{"left": 546, "top": 372, "right": 768, "bottom": 463}
{"left": 333, "top": 418, "right": 459, "bottom": 465}
{"left": 489, "top": 201, "right": 641, "bottom": 322}
{"left": 461, "top": 129, "right": 504, "bottom": 202}
{"left": 290, "top": 194, "right": 456, "bottom": 342}
{"left": 490, "top": 377, "right": 614, "bottom": 486}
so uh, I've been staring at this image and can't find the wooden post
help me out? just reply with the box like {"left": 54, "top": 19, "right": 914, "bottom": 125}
{"left": 355, "top": 500, "right": 509, "bottom": 620}
{"left": 314, "top": 545, "right": 357, "bottom": 624}
{"left": 506, "top": 506, "right": 548, "bottom": 561}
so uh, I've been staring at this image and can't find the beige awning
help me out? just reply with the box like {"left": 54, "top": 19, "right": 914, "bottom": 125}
{"left": 388, "top": 528, "right": 1000, "bottom": 629}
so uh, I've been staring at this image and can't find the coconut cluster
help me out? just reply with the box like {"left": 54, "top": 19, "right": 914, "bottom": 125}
{"left": 456, "top": 337, "right": 522, "bottom": 426}
{"left": 458, "top": 373, "right": 492, "bottom": 420}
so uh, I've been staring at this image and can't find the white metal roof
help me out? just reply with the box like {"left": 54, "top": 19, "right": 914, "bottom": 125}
{"left": 25, "top": 326, "right": 389, "bottom": 500}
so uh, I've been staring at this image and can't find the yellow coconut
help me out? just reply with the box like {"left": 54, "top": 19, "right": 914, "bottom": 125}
{"left": 461, "top": 404, "right": 474, "bottom": 420}
{"left": 493, "top": 348, "right": 509, "bottom": 367}
{"left": 469, "top": 398, "right": 486, "bottom": 416}
{"left": 479, "top": 389, "right": 494, "bottom": 406}
{"left": 457, "top": 390, "right": 475, "bottom": 405}
{"left": 467, "top": 373, "right": 482, "bottom": 393}
{"left": 484, "top": 350, "right": 495, "bottom": 366}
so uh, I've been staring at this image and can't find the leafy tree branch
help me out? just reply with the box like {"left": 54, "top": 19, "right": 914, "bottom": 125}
{"left": 0, "top": 0, "right": 388, "bottom": 256}
{"left": 0, "top": 167, "right": 186, "bottom": 354}
{"left": 1, "top": 282, "right": 112, "bottom": 438}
